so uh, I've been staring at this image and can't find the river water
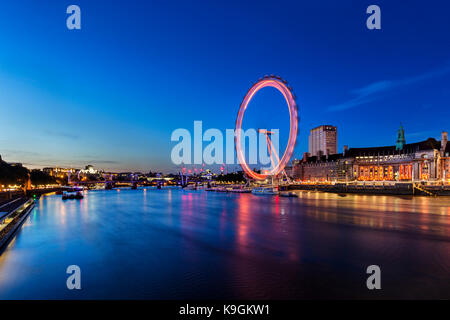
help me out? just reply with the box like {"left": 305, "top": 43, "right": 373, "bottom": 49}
{"left": 0, "top": 188, "right": 449, "bottom": 299}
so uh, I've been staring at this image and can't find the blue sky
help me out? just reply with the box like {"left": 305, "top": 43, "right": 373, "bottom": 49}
{"left": 0, "top": 0, "right": 449, "bottom": 172}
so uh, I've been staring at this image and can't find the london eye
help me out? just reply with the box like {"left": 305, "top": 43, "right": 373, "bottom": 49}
{"left": 235, "top": 76, "right": 299, "bottom": 181}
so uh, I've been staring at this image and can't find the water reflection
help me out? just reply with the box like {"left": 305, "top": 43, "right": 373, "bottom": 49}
{"left": 0, "top": 188, "right": 449, "bottom": 299}
{"left": 294, "top": 191, "right": 450, "bottom": 238}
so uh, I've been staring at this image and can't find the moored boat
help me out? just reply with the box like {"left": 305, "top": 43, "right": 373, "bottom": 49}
{"left": 230, "top": 187, "right": 251, "bottom": 193}
{"left": 62, "top": 187, "right": 84, "bottom": 200}
{"left": 62, "top": 191, "right": 84, "bottom": 200}
{"left": 183, "top": 184, "right": 198, "bottom": 191}
{"left": 251, "top": 186, "right": 279, "bottom": 195}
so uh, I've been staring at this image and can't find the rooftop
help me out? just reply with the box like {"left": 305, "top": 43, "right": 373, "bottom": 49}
{"left": 300, "top": 137, "right": 446, "bottom": 163}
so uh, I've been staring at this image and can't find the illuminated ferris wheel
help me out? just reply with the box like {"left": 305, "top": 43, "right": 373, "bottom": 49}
{"left": 235, "top": 75, "right": 299, "bottom": 181}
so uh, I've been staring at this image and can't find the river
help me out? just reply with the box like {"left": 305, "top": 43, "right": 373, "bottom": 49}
{"left": 0, "top": 188, "right": 449, "bottom": 299}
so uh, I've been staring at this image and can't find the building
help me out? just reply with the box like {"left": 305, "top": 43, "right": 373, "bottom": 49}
{"left": 294, "top": 127, "right": 450, "bottom": 183}
{"left": 43, "top": 167, "right": 77, "bottom": 179}
{"left": 80, "top": 165, "right": 99, "bottom": 175}
{"left": 441, "top": 131, "right": 450, "bottom": 180}
{"left": 308, "top": 125, "right": 337, "bottom": 157}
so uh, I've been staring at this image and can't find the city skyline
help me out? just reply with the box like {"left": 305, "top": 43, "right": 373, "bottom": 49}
{"left": 1, "top": 123, "right": 447, "bottom": 176}
{"left": 1, "top": 1, "right": 450, "bottom": 172}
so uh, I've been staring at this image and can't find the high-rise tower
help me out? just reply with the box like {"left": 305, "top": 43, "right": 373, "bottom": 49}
{"left": 308, "top": 125, "right": 337, "bottom": 157}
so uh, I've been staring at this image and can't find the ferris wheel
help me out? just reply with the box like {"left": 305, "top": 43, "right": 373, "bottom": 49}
{"left": 235, "top": 75, "right": 299, "bottom": 181}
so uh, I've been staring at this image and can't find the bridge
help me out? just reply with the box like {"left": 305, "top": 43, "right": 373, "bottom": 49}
{"left": 67, "top": 172, "right": 142, "bottom": 188}
{"left": 67, "top": 172, "right": 175, "bottom": 187}
{"left": 69, "top": 180, "right": 138, "bottom": 185}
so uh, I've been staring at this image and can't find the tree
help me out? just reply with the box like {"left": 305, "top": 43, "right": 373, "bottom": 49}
{"left": 30, "top": 169, "right": 57, "bottom": 186}
{"left": 215, "top": 171, "right": 246, "bottom": 183}
{"left": 0, "top": 160, "right": 29, "bottom": 186}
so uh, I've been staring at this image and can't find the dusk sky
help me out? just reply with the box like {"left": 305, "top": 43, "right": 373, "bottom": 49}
{"left": 0, "top": 0, "right": 449, "bottom": 172}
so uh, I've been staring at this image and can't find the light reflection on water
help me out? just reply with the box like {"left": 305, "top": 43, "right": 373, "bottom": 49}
{"left": 0, "top": 188, "right": 449, "bottom": 299}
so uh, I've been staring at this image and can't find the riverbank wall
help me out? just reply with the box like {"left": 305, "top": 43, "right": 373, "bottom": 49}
{"left": 0, "top": 199, "right": 35, "bottom": 251}
{"left": 0, "top": 187, "right": 63, "bottom": 202}
{"left": 288, "top": 183, "right": 450, "bottom": 196}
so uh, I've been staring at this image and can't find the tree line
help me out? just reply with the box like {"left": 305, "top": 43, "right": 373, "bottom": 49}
{"left": 0, "top": 159, "right": 57, "bottom": 187}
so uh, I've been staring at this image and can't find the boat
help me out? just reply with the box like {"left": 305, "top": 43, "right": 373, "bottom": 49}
{"left": 230, "top": 187, "right": 251, "bottom": 193}
{"left": 183, "top": 184, "right": 198, "bottom": 191}
{"left": 280, "top": 191, "right": 299, "bottom": 197}
{"left": 62, "top": 187, "right": 84, "bottom": 200}
{"left": 251, "top": 186, "right": 279, "bottom": 195}
{"left": 74, "top": 191, "right": 84, "bottom": 199}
